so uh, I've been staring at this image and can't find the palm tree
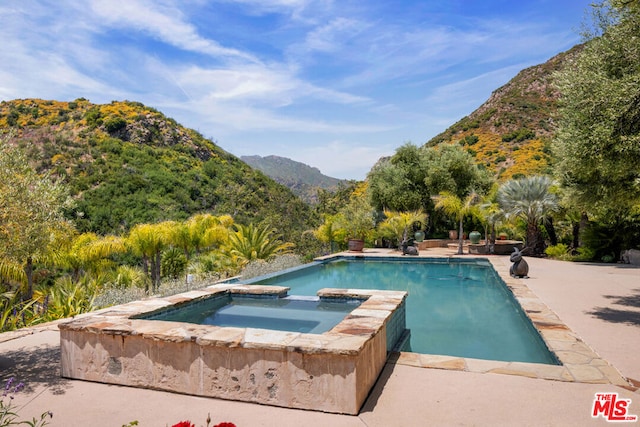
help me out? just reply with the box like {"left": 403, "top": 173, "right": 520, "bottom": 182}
{"left": 127, "top": 221, "right": 175, "bottom": 293}
{"left": 497, "top": 175, "right": 559, "bottom": 256}
{"left": 172, "top": 214, "right": 233, "bottom": 260}
{"left": 226, "top": 223, "right": 294, "bottom": 264}
{"left": 56, "top": 232, "right": 126, "bottom": 282}
{"left": 434, "top": 191, "right": 481, "bottom": 255}
{"left": 313, "top": 214, "right": 346, "bottom": 254}
{"left": 377, "top": 210, "right": 428, "bottom": 248}
{"left": 477, "top": 185, "right": 505, "bottom": 253}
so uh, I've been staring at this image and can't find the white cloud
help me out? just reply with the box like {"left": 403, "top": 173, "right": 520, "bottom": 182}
{"left": 303, "top": 17, "right": 369, "bottom": 53}
{"left": 89, "top": 0, "right": 258, "bottom": 62}
{"left": 168, "top": 60, "right": 368, "bottom": 109}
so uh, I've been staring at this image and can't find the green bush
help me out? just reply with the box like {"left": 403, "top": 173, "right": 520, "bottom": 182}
{"left": 161, "top": 247, "right": 188, "bottom": 279}
{"left": 501, "top": 128, "right": 536, "bottom": 143}
{"left": 545, "top": 243, "right": 569, "bottom": 259}
{"left": 104, "top": 116, "right": 127, "bottom": 134}
{"left": 573, "top": 247, "right": 596, "bottom": 262}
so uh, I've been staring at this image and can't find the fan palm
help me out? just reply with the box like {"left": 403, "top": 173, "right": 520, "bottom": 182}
{"left": 497, "top": 175, "right": 559, "bottom": 255}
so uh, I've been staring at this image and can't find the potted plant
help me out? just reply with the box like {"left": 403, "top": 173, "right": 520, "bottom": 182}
{"left": 337, "top": 197, "right": 375, "bottom": 252}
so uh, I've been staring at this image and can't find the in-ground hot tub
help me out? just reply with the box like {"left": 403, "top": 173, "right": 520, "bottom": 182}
{"left": 137, "top": 293, "right": 363, "bottom": 334}
{"left": 59, "top": 284, "right": 407, "bottom": 414}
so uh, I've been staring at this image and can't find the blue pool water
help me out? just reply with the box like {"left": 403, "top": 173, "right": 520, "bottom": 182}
{"left": 141, "top": 295, "right": 360, "bottom": 334}
{"left": 245, "top": 257, "right": 559, "bottom": 365}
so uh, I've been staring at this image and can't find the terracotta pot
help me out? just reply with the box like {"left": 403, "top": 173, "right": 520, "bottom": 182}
{"left": 448, "top": 230, "right": 458, "bottom": 240}
{"left": 347, "top": 239, "right": 365, "bottom": 252}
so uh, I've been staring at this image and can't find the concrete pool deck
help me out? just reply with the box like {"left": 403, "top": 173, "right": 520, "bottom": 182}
{"left": 1, "top": 248, "right": 639, "bottom": 426}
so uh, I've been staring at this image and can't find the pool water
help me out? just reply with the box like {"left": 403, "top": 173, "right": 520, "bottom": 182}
{"left": 247, "top": 258, "right": 559, "bottom": 365}
{"left": 141, "top": 295, "right": 361, "bottom": 334}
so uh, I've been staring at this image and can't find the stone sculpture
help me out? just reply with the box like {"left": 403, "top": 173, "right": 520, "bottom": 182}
{"left": 401, "top": 239, "right": 419, "bottom": 256}
{"left": 621, "top": 249, "right": 640, "bottom": 265}
{"left": 509, "top": 247, "right": 529, "bottom": 278}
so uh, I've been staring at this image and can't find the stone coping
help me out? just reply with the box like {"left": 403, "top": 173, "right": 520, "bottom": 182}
{"left": 59, "top": 283, "right": 408, "bottom": 414}
{"left": 323, "top": 251, "right": 633, "bottom": 390}
{"left": 59, "top": 284, "right": 408, "bottom": 357}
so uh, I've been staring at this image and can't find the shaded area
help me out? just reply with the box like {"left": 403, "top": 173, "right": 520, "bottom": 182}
{"left": 586, "top": 288, "right": 640, "bottom": 326}
{"left": 603, "top": 288, "right": 640, "bottom": 308}
{"left": 0, "top": 344, "right": 70, "bottom": 395}
{"left": 586, "top": 307, "right": 640, "bottom": 327}
{"left": 360, "top": 354, "right": 400, "bottom": 414}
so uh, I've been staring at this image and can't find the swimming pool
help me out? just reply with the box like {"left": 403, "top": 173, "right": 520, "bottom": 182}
{"left": 242, "top": 257, "right": 559, "bottom": 365}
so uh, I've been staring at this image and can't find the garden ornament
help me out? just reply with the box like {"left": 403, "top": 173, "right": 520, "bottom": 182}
{"left": 509, "top": 247, "right": 529, "bottom": 278}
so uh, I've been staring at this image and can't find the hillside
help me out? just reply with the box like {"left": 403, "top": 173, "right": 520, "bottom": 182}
{"left": 0, "top": 99, "right": 317, "bottom": 243}
{"left": 425, "top": 44, "right": 585, "bottom": 180}
{"left": 241, "top": 155, "right": 347, "bottom": 204}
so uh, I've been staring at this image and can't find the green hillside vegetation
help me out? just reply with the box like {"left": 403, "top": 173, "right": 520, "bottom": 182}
{"left": 0, "top": 99, "right": 316, "bottom": 245}
{"left": 241, "top": 155, "right": 348, "bottom": 204}
{"left": 425, "top": 45, "right": 585, "bottom": 181}
{"left": 0, "top": 99, "right": 346, "bottom": 332}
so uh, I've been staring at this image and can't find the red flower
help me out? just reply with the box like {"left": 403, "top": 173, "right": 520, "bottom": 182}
{"left": 171, "top": 422, "right": 195, "bottom": 427}
{"left": 214, "top": 423, "right": 236, "bottom": 427}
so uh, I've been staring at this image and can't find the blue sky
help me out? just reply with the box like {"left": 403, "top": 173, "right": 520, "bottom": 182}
{"left": 0, "top": 0, "right": 591, "bottom": 180}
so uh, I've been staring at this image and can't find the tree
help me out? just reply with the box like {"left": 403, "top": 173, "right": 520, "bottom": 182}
{"left": 226, "top": 223, "right": 294, "bottom": 264}
{"left": 313, "top": 214, "right": 346, "bottom": 254}
{"left": 126, "top": 221, "right": 175, "bottom": 293}
{"left": 553, "top": 0, "right": 640, "bottom": 218}
{"left": 335, "top": 195, "right": 376, "bottom": 242}
{"left": 171, "top": 213, "right": 233, "bottom": 260}
{"left": 377, "top": 210, "right": 428, "bottom": 248}
{"left": 497, "top": 176, "right": 559, "bottom": 256}
{"left": 55, "top": 232, "right": 126, "bottom": 282}
{"left": 367, "top": 143, "right": 430, "bottom": 212}
{"left": 433, "top": 191, "right": 481, "bottom": 254}
{"left": 0, "top": 142, "right": 73, "bottom": 299}
{"left": 367, "top": 143, "right": 493, "bottom": 234}
{"left": 423, "top": 144, "right": 493, "bottom": 200}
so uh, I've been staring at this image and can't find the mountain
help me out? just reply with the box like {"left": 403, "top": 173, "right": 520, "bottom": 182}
{"left": 424, "top": 44, "right": 585, "bottom": 180}
{"left": 241, "top": 155, "right": 348, "bottom": 204}
{"left": 0, "top": 98, "right": 316, "bottom": 243}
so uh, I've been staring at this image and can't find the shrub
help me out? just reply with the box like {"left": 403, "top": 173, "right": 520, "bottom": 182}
{"left": 573, "top": 247, "right": 596, "bottom": 262}
{"left": 545, "top": 244, "right": 570, "bottom": 259}
{"left": 501, "top": 128, "right": 536, "bottom": 142}
{"left": 104, "top": 116, "right": 127, "bottom": 134}
{"left": 162, "top": 247, "right": 188, "bottom": 279}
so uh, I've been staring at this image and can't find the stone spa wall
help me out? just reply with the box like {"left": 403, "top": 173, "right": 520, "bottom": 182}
{"left": 59, "top": 284, "right": 407, "bottom": 415}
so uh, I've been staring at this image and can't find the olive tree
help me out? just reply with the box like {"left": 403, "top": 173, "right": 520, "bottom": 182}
{"left": 367, "top": 142, "right": 493, "bottom": 234}
{"left": 553, "top": 0, "right": 640, "bottom": 217}
{"left": 0, "top": 141, "right": 73, "bottom": 299}
{"left": 553, "top": 1, "right": 640, "bottom": 255}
